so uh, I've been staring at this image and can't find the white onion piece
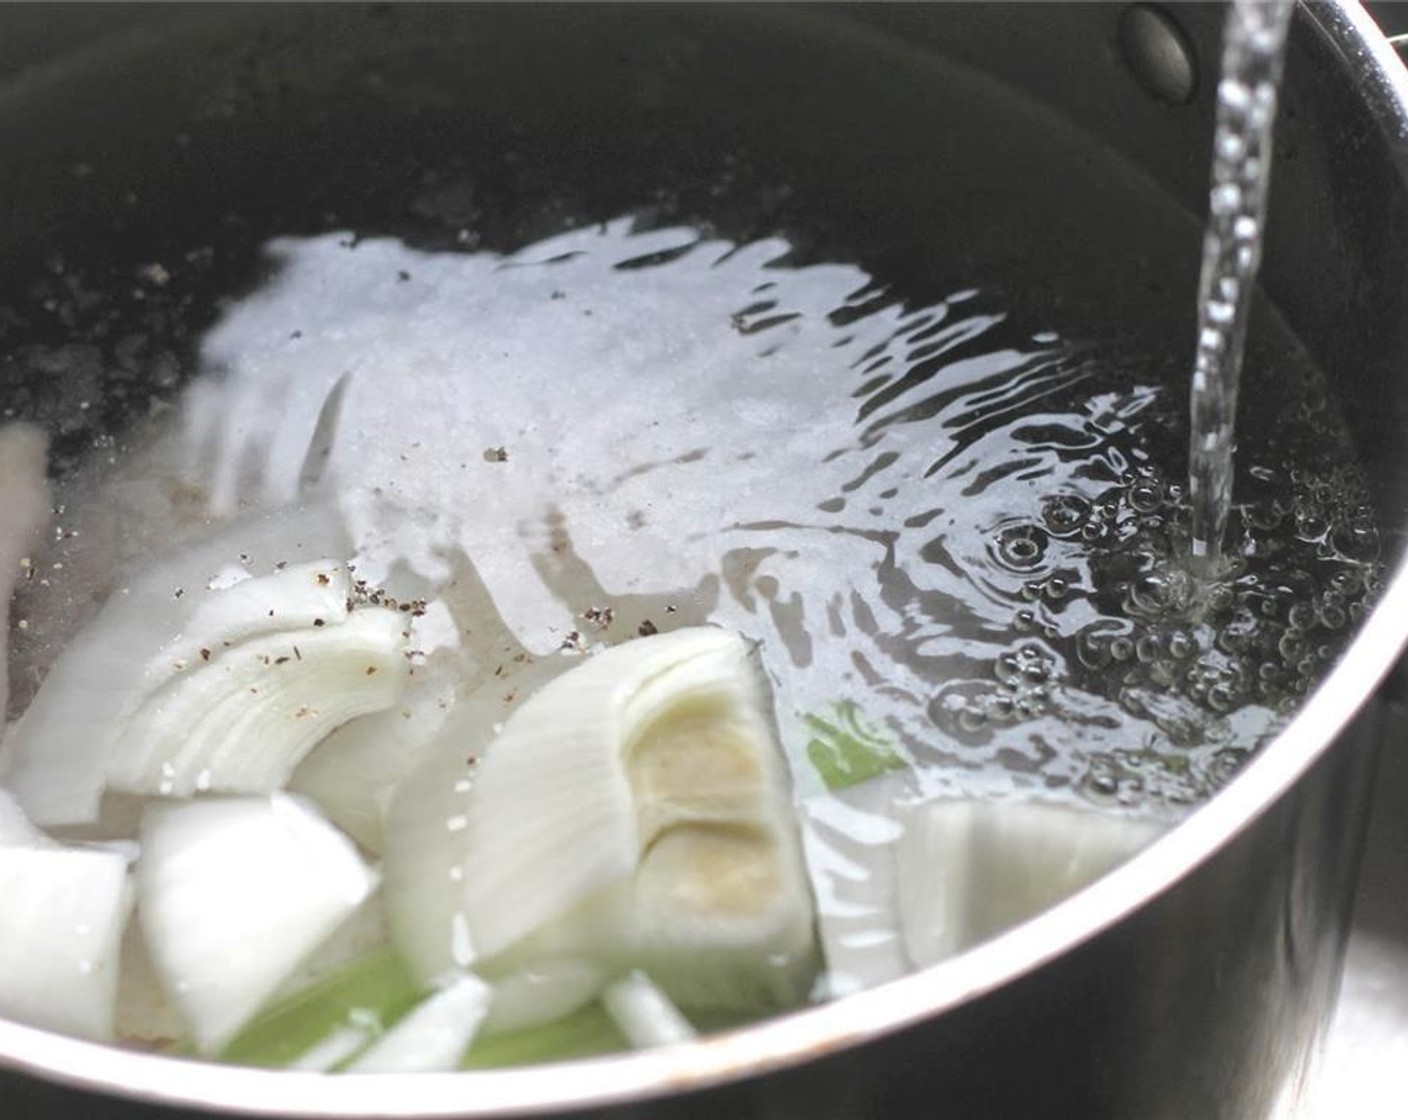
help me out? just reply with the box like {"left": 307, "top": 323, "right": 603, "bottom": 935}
{"left": 456, "top": 627, "right": 818, "bottom": 1014}
{"left": 107, "top": 608, "right": 408, "bottom": 800}
{"left": 289, "top": 1024, "right": 375, "bottom": 1072}
{"left": 382, "top": 655, "right": 574, "bottom": 986}
{"left": 155, "top": 560, "right": 351, "bottom": 678}
{"left": 0, "top": 830, "right": 131, "bottom": 1040}
{"left": 289, "top": 651, "right": 462, "bottom": 854}
{"left": 897, "top": 798, "right": 1166, "bottom": 968}
{"left": 346, "top": 973, "right": 492, "bottom": 1073}
{"left": 0, "top": 786, "right": 50, "bottom": 846}
{"left": 271, "top": 890, "right": 390, "bottom": 1004}
{"left": 802, "top": 773, "right": 912, "bottom": 998}
{"left": 2, "top": 503, "right": 350, "bottom": 825}
{"left": 114, "top": 919, "right": 186, "bottom": 1048}
{"left": 138, "top": 793, "right": 378, "bottom": 1053}
{"left": 479, "top": 957, "right": 607, "bottom": 1037}
{"left": 0, "top": 423, "right": 49, "bottom": 724}
{"left": 601, "top": 973, "right": 696, "bottom": 1050}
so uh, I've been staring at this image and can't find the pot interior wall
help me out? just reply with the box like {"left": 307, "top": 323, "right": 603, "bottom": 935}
{"left": 0, "top": 2, "right": 1218, "bottom": 471}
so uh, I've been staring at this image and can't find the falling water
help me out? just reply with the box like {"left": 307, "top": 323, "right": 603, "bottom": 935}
{"left": 1187, "top": 0, "right": 1295, "bottom": 574}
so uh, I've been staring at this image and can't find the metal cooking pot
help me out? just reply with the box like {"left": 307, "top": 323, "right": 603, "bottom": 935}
{"left": 1, "top": 3, "right": 1407, "bottom": 1117}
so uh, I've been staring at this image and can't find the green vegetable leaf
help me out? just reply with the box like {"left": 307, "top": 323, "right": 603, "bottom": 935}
{"left": 218, "top": 946, "right": 422, "bottom": 1069}
{"left": 804, "top": 701, "right": 906, "bottom": 792}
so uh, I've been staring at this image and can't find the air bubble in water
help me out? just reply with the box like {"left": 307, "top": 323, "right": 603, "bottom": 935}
{"left": 1207, "top": 683, "right": 1236, "bottom": 712}
{"left": 1135, "top": 634, "right": 1163, "bottom": 663}
{"left": 1167, "top": 631, "right": 1196, "bottom": 660}
{"left": 1331, "top": 523, "right": 1379, "bottom": 563}
{"left": 1018, "top": 645, "right": 1052, "bottom": 683}
{"left": 1042, "top": 494, "right": 1090, "bottom": 537}
{"left": 994, "top": 524, "right": 1049, "bottom": 570}
{"left": 1277, "top": 631, "right": 1306, "bottom": 661}
{"left": 957, "top": 708, "right": 986, "bottom": 733}
{"left": 1075, "top": 625, "right": 1112, "bottom": 669}
{"left": 1317, "top": 601, "right": 1346, "bottom": 631}
{"left": 1294, "top": 507, "right": 1329, "bottom": 541}
{"left": 1128, "top": 481, "right": 1164, "bottom": 514}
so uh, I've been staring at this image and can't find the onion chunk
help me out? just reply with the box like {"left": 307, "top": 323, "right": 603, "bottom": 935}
{"left": 138, "top": 793, "right": 378, "bottom": 1053}
{"left": 0, "top": 789, "right": 132, "bottom": 1040}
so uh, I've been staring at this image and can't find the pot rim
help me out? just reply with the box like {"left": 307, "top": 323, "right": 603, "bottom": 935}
{"left": 3, "top": 1, "right": 1408, "bottom": 1115}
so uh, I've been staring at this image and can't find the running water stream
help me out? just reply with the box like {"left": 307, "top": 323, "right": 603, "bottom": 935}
{"left": 1188, "top": 0, "right": 1295, "bottom": 574}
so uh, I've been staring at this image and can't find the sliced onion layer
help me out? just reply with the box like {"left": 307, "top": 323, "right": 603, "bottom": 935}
{"left": 108, "top": 607, "right": 408, "bottom": 800}
{"left": 2, "top": 504, "right": 351, "bottom": 825}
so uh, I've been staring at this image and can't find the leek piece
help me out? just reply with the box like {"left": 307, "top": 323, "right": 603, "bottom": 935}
{"left": 0, "top": 790, "right": 132, "bottom": 1040}
{"left": 601, "top": 973, "right": 696, "bottom": 1049}
{"left": 107, "top": 607, "right": 409, "bottom": 799}
{"left": 219, "top": 946, "right": 420, "bottom": 1069}
{"left": 460, "top": 1000, "right": 628, "bottom": 1070}
{"left": 138, "top": 794, "right": 378, "bottom": 1053}
{"left": 2, "top": 503, "right": 351, "bottom": 825}
{"left": 456, "top": 627, "right": 819, "bottom": 1015}
{"left": 346, "top": 973, "right": 492, "bottom": 1073}
{"left": 803, "top": 701, "right": 906, "bottom": 792}
{"left": 896, "top": 798, "right": 1166, "bottom": 967}
{"left": 381, "top": 654, "right": 574, "bottom": 985}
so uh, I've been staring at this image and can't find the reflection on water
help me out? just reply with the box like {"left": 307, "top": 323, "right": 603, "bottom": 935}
{"left": 30, "top": 219, "right": 1367, "bottom": 822}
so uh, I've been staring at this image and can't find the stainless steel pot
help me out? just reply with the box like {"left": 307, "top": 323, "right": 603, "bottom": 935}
{"left": 2, "top": 3, "right": 1407, "bottom": 1117}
